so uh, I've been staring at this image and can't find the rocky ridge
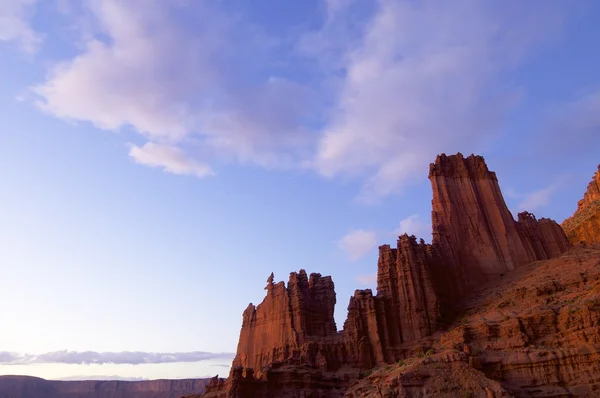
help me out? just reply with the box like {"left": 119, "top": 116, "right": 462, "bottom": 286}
{"left": 194, "top": 153, "right": 581, "bottom": 398}
{"left": 562, "top": 164, "right": 600, "bottom": 245}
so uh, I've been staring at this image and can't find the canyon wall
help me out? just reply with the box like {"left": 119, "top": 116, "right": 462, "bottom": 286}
{"left": 562, "top": 164, "right": 600, "bottom": 245}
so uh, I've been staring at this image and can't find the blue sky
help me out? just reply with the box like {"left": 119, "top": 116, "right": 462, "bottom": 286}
{"left": 0, "top": 0, "right": 599, "bottom": 381}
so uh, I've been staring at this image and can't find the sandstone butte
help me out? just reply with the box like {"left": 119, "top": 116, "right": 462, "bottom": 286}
{"left": 188, "top": 153, "right": 600, "bottom": 398}
{"left": 562, "top": 164, "right": 600, "bottom": 246}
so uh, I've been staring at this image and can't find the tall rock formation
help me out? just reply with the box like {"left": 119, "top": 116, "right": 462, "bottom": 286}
{"left": 232, "top": 270, "right": 342, "bottom": 376}
{"left": 562, "top": 164, "right": 600, "bottom": 245}
{"left": 208, "top": 153, "right": 573, "bottom": 398}
{"left": 517, "top": 211, "right": 570, "bottom": 259}
{"left": 342, "top": 235, "right": 441, "bottom": 367}
{"left": 429, "top": 153, "right": 569, "bottom": 294}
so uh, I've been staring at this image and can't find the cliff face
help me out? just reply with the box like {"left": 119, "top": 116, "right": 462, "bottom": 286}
{"left": 562, "top": 164, "right": 600, "bottom": 245}
{"left": 429, "top": 153, "right": 571, "bottom": 295}
{"left": 0, "top": 376, "right": 209, "bottom": 398}
{"left": 201, "top": 153, "right": 574, "bottom": 398}
{"left": 429, "top": 153, "right": 536, "bottom": 292}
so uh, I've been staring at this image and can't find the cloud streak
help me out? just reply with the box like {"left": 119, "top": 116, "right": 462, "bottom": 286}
{"left": 337, "top": 229, "right": 378, "bottom": 262}
{"left": 0, "top": 350, "right": 234, "bottom": 366}
{"left": 129, "top": 142, "right": 214, "bottom": 178}
{"left": 309, "top": 0, "right": 568, "bottom": 202}
{"left": 395, "top": 214, "right": 431, "bottom": 242}
{"left": 0, "top": 0, "right": 42, "bottom": 53}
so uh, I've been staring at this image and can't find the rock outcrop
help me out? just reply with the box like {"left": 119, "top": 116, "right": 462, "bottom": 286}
{"left": 342, "top": 235, "right": 442, "bottom": 368}
{"left": 430, "top": 153, "right": 560, "bottom": 295}
{"left": 562, "top": 164, "right": 600, "bottom": 245}
{"left": 0, "top": 376, "right": 209, "bottom": 398}
{"left": 197, "top": 153, "right": 576, "bottom": 398}
{"left": 516, "top": 211, "right": 571, "bottom": 259}
{"left": 232, "top": 270, "right": 344, "bottom": 377}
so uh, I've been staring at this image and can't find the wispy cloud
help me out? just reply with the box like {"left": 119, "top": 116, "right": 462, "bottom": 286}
{"left": 355, "top": 273, "right": 377, "bottom": 286}
{"left": 340, "top": 213, "right": 432, "bottom": 262}
{"left": 0, "top": 0, "right": 42, "bottom": 53}
{"left": 0, "top": 351, "right": 234, "bottom": 366}
{"left": 129, "top": 142, "right": 214, "bottom": 178}
{"left": 337, "top": 229, "right": 377, "bottom": 261}
{"left": 210, "top": 364, "right": 232, "bottom": 368}
{"left": 506, "top": 175, "right": 570, "bottom": 212}
{"left": 56, "top": 375, "right": 148, "bottom": 381}
{"left": 308, "top": 0, "right": 568, "bottom": 202}
{"left": 394, "top": 214, "right": 431, "bottom": 242}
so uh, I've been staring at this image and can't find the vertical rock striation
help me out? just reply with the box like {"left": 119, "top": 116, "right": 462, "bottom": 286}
{"left": 429, "top": 153, "right": 570, "bottom": 295}
{"left": 342, "top": 235, "right": 441, "bottom": 367}
{"left": 429, "top": 153, "right": 535, "bottom": 292}
{"left": 562, "top": 164, "right": 600, "bottom": 245}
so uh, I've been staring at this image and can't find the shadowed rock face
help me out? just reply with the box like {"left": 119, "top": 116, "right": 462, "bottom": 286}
{"left": 517, "top": 211, "right": 571, "bottom": 259}
{"left": 199, "top": 153, "right": 574, "bottom": 398}
{"left": 0, "top": 376, "right": 209, "bottom": 398}
{"left": 562, "top": 164, "right": 600, "bottom": 245}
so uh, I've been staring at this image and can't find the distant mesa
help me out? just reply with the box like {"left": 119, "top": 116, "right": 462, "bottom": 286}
{"left": 0, "top": 375, "right": 210, "bottom": 398}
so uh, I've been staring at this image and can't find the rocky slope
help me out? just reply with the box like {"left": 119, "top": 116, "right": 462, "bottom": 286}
{"left": 562, "top": 164, "right": 600, "bottom": 245}
{"left": 346, "top": 245, "right": 600, "bottom": 397}
{"left": 193, "top": 153, "right": 578, "bottom": 398}
{"left": 0, "top": 376, "right": 209, "bottom": 398}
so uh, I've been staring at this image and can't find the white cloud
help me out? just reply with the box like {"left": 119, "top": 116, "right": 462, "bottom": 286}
{"left": 394, "top": 214, "right": 431, "bottom": 241}
{"left": 26, "top": 0, "right": 574, "bottom": 195}
{"left": 355, "top": 273, "right": 377, "bottom": 285}
{"left": 0, "top": 350, "right": 233, "bottom": 365}
{"left": 517, "top": 186, "right": 557, "bottom": 211}
{"left": 507, "top": 174, "right": 570, "bottom": 212}
{"left": 309, "top": 0, "right": 568, "bottom": 202}
{"left": 129, "top": 142, "right": 213, "bottom": 178}
{"left": 337, "top": 229, "right": 377, "bottom": 262}
{"left": 31, "top": 0, "right": 312, "bottom": 172}
{"left": 544, "top": 91, "right": 600, "bottom": 154}
{"left": 0, "top": 0, "right": 42, "bottom": 52}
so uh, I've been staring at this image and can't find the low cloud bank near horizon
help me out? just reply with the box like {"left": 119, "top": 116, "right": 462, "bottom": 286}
{"left": 0, "top": 350, "right": 234, "bottom": 366}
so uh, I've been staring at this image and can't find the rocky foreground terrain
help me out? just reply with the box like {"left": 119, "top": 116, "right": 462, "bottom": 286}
{"left": 187, "top": 154, "right": 600, "bottom": 398}
{"left": 0, "top": 375, "right": 209, "bottom": 398}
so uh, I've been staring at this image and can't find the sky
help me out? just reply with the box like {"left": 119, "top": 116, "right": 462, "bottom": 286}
{"left": 0, "top": 0, "right": 599, "bottom": 381}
